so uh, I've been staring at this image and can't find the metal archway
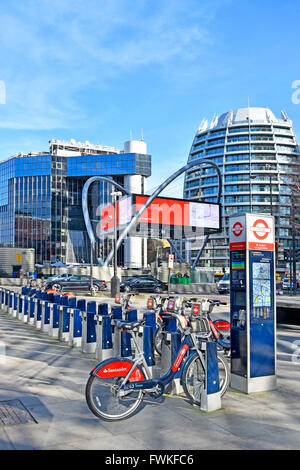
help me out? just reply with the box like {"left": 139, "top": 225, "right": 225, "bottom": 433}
{"left": 103, "top": 159, "right": 222, "bottom": 266}
{"left": 82, "top": 176, "right": 131, "bottom": 250}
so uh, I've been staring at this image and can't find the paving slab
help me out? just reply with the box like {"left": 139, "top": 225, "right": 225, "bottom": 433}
{"left": 0, "top": 306, "right": 299, "bottom": 451}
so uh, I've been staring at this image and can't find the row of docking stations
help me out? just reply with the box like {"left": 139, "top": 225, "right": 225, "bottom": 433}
{"left": 0, "top": 287, "right": 185, "bottom": 394}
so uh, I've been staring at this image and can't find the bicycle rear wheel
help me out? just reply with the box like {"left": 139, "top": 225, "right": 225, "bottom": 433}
{"left": 182, "top": 353, "right": 229, "bottom": 406}
{"left": 85, "top": 373, "right": 144, "bottom": 421}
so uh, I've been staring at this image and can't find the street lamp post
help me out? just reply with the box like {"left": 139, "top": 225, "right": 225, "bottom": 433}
{"left": 110, "top": 191, "right": 122, "bottom": 298}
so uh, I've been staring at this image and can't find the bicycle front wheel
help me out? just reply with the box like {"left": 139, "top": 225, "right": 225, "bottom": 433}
{"left": 85, "top": 373, "right": 144, "bottom": 422}
{"left": 182, "top": 353, "right": 229, "bottom": 406}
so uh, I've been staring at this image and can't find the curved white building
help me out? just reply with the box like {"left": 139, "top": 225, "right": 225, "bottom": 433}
{"left": 183, "top": 107, "right": 300, "bottom": 272}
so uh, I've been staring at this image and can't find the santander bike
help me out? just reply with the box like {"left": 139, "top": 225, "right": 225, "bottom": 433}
{"left": 85, "top": 311, "right": 229, "bottom": 421}
{"left": 153, "top": 297, "right": 230, "bottom": 356}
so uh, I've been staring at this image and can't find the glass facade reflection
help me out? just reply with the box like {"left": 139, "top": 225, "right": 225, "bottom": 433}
{"left": 183, "top": 107, "right": 300, "bottom": 271}
{"left": 0, "top": 149, "right": 151, "bottom": 265}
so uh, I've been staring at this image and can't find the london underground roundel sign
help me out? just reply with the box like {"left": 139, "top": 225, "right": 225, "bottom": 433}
{"left": 250, "top": 218, "right": 271, "bottom": 241}
{"left": 232, "top": 221, "right": 244, "bottom": 237}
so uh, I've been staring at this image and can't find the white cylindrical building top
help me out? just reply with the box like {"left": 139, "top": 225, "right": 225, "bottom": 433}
{"left": 124, "top": 140, "right": 147, "bottom": 154}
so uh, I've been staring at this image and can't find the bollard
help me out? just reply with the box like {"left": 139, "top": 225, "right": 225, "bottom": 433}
{"left": 95, "top": 304, "right": 113, "bottom": 361}
{"left": 197, "top": 341, "right": 221, "bottom": 412}
{"left": 111, "top": 305, "right": 123, "bottom": 355}
{"left": 80, "top": 301, "right": 97, "bottom": 354}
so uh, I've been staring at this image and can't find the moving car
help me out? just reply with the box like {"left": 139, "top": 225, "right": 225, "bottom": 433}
{"left": 120, "top": 277, "right": 168, "bottom": 293}
{"left": 45, "top": 275, "right": 107, "bottom": 293}
{"left": 217, "top": 273, "right": 230, "bottom": 294}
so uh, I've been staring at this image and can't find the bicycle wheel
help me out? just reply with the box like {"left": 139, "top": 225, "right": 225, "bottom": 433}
{"left": 153, "top": 325, "right": 163, "bottom": 356}
{"left": 182, "top": 352, "right": 229, "bottom": 406}
{"left": 85, "top": 372, "right": 144, "bottom": 421}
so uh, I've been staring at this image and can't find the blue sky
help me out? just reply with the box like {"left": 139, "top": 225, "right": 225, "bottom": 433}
{"left": 0, "top": 0, "right": 300, "bottom": 193}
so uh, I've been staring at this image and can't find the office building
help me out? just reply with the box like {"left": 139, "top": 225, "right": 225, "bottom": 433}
{"left": 183, "top": 107, "right": 300, "bottom": 272}
{"left": 0, "top": 138, "right": 151, "bottom": 267}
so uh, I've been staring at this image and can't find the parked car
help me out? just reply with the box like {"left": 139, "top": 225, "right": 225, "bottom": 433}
{"left": 121, "top": 274, "right": 157, "bottom": 286}
{"left": 217, "top": 273, "right": 230, "bottom": 294}
{"left": 120, "top": 277, "right": 168, "bottom": 293}
{"left": 45, "top": 275, "right": 107, "bottom": 293}
{"left": 45, "top": 273, "right": 73, "bottom": 282}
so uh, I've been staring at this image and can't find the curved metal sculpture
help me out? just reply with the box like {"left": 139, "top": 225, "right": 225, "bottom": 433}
{"left": 103, "top": 159, "right": 222, "bottom": 266}
{"left": 82, "top": 176, "right": 131, "bottom": 249}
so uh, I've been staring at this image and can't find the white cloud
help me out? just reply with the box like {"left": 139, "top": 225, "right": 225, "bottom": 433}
{"left": 0, "top": 0, "right": 225, "bottom": 130}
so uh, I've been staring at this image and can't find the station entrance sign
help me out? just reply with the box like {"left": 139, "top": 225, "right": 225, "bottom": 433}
{"left": 229, "top": 213, "right": 276, "bottom": 394}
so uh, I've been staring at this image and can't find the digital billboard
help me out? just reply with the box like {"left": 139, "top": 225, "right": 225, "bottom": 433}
{"left": 97, "top": 194, "right": 221, "bottom": 240}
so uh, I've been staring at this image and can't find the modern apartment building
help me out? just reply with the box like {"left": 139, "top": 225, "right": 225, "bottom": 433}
{"left": 0, "top": 138, "right": 151, "bottom": 267}
{"left": 183, "top": 107, "right": 300, "bottom": 272}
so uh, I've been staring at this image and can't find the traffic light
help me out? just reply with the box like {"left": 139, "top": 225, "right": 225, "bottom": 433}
{"left": 283, "top": 249, "right": 290, "bottom": 261}
{"left": 157, "top": 258, "right": 162, "bottom": 267}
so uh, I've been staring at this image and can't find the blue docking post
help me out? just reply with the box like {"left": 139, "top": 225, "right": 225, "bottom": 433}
{"left": 126, "top": 309, "right": 138, "bottom": 322}
{"left": 95, "top": 304, "right": 113, "bottom": 361}
{"left": 58, "top": 296, "right": 71, "bottom": 342}
{"left": 28, "top": 298, "right": 36, "bottom": 325}
{"left": 198, "top": 340, "right": 221, "bottom": 412}
{"left": 68, "top": 297, "right": 82, "bottom": 348}
{"left": 167, "top": 332, "right": 184, "bottom": 395}
{"left": 48, "top": 295, "right": 61, "bottom": 338}
{"left": 81, "top": 301, "right": 97, "bottom": 354}
{"left": 22, "top": 296, "right": 29, "bottom": 322}
{"left": 143, "top": 325, "right": 155, "bottom": 377}
{"left": 41, "top": 301, "right": 50, "bottom": 332}
{"left": 111, "top": 305, "right": 123, "bottom": 355}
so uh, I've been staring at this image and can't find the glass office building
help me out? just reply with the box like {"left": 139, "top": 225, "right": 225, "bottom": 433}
{"left": 0, "top": 139, "right": 151, "bottom": 266}
{"left": 183, "top": 107, "right": 300, "bottom": 272}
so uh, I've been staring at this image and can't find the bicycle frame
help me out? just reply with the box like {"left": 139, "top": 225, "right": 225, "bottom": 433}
{"left": 91, "top": 325, "right": 205, "bottom": 398}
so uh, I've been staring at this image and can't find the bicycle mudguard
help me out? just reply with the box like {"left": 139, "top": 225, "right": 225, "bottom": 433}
{"left": 213, "top": 319, "right": 230, "bottom": 331}
{"left": 91, "top": 357, "right": 146, "bottom": 382}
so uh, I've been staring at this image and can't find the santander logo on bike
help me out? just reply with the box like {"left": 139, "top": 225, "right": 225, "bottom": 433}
{"left": 102, "top": 367, "right": 128, "bottom": 374}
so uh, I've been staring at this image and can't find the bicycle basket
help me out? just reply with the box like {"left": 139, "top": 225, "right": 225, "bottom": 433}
{"left": 189, "top": 317, "right": 210, "bottom": 334}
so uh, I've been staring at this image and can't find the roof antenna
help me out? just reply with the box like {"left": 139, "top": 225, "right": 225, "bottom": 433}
{"left": 129, "top": 129, "right": 133, "bottom": 140}
{"left": 141, "top": 128, "right": 144, "bottom": 141}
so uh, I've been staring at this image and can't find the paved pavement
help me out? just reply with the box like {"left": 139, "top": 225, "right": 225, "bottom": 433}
{"left": 0, "top": 297, "right": 299, "bottom": 450}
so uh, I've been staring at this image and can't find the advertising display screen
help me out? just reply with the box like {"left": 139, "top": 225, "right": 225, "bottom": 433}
{"left": 98, "top": 194, "right": 221, "bottom": 239}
